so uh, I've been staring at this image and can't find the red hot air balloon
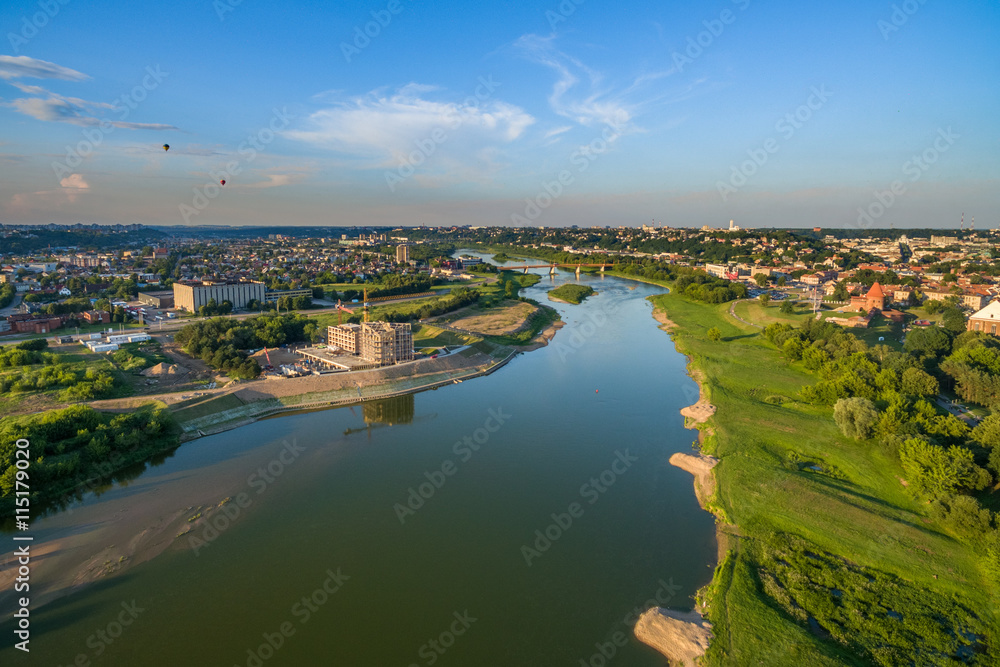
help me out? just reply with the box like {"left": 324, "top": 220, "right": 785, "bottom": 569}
{"left": 220, "top": 179, "right": 226, "bottom": 186}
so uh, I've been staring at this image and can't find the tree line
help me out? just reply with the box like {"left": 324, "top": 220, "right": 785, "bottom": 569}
{"left": 173, "top": 313, "right": 317, "bottom": 378}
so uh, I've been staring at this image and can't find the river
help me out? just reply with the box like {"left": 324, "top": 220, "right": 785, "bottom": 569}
{"left": 1, "top": 253, "right": 716, "bottom": 666}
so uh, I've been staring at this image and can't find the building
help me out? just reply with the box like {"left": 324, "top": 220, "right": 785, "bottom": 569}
{"left": 82, "top": 310, "right": 110, "bottom": 324}
{"left": 264, "top": 288, "right": 313, "bottom": 304}
{"left": 328, "top": 323, "right": 361, "bottom": 353}
{"left": 967, "top": 301, "right": 1000, "bottom": 336}
{"left": 359, "top": 321, "right": 414, "bottom": 366}
{"left": 138, "top": 290, "right": 175, "bottom": 308}
{"left": 173, "top": 280, "right": 265, "bottom": 312}
{"left": 7, "top": 313, "right": 65, "bottom": 334}
{"left": 850, "top": 282, "right": 887, "bottom": 312}
{"left": 396, "top": 244, "right": 409, "bottom": 264}
{"left": 326, "top": 321, "right": 413, "bottom": 366}
{"left": 152, "top": 248, "right": 169, "bottom": 260}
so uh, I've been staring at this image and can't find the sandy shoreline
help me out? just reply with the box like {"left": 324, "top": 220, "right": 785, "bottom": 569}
{"left": 670, "top": 452, "right": 719, "bottom": 510}
{"left": 634, "top": 607, "right": 714, "bottom": 667}
{"left": 647, "top": 296, "right": 721, "bottom": 667}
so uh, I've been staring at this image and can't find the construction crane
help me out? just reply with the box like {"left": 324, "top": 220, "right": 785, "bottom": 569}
{"left": 335, "top": 300, "right": 354, "bottom": 325}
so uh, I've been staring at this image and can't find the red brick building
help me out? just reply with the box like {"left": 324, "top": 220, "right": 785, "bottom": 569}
{"left": 7, "top": 314, "right": 66, "bottom": 334}
{"left": 82, "top": 310, "right": 110, "bottom": 324}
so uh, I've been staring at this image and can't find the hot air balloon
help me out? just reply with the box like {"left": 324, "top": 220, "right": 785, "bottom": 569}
{"left": 220, "top": 179, "right": 226, "bottom": 186}
{"left": 162, "top": 144, "right": 170, "bottom": 151}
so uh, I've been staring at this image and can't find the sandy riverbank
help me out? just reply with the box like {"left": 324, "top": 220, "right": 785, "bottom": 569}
{"left": 647, "top": 295, "right": 721, "bottom": 667}
{"left": 670, "top": 452, "right": 719, "bottom": 510}
{"left": 634, "top": 607, "right": 714, "bottom": 667}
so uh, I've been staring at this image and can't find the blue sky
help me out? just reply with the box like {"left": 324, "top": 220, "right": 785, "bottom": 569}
{"left": 0, "top": 0, "right": 997, "bottom": 228}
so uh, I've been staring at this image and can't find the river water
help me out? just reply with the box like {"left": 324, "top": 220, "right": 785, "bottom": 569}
{"left": 2, "top": 254, "right": 716, "bottom": 666}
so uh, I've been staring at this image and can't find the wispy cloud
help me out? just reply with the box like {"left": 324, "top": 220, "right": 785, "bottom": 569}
{"left": 0, "top": 55, "right": 89, "bottom": 81}
{"left": 512, "top": 34, "right": 635, "bottom": 129}
{"left": 0, "top": 56, "right": 177, "bottom": 131}
{"left": 5, "top": 94, "right": 177, "bottom": 130}
{"left": 284, "top": 84, "right": 534, "bottom": 171}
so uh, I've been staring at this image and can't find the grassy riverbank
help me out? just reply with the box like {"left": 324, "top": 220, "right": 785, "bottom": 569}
{"left": 649, "top": 291, "right": 997, "bottom": 666}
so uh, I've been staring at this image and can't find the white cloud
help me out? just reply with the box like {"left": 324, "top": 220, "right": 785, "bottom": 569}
{"left": 60, "top": 173, "right": 89, "bottom": 190}
{"left": 512, "top": 34, "right": 633, "bottom": 130}
{"left": 0, "top": 55, "right": 89, "bottom": 81}
{"left": 543, "top": 125, "right": 573, "bottom": 139}
{"left": 284, "top": 85, "right": 534, "bottom": 169}
{"left": 0, "top": 56, "right": 177, "bottom": 131}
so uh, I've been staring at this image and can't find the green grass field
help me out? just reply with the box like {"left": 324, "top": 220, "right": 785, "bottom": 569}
{"left": 651, "top": 292, "right": 996, "bottom": 666}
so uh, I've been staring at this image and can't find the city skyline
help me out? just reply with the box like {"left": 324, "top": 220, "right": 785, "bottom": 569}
{"left": 1, "top": 0, "right": 997, "bottom": 229}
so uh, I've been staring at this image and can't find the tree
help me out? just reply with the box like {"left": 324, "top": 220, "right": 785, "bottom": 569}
{"left": 900, "top": 367, "right": 939, "bottom": 396}
{"left": 754, "top": 273, "right": 769, "bottom": 287}
{"left": 899, "top": 438, "right": 992, "bottom": 498}
{"left": 780, "top": 299, "right": 795, "bottom": 315}
{"left": 941, "top": 307, "right": 967, "bottom": 335}
{"left": 777, "top": 276, "right": 787, "bottom": 287}
{"left": 832, "top": 281, "right": 849, "bottom": 301}
{"left": 903, "top": 326, "right": 951, "bottom": 358}
{"left": 833, "top": 397, "right": 879, "bottom": 440}
{"left": 759, "top": 293, "right": 771, "bottom": 307}
{"left": 707, "top": 327, "right": 722, "bottom": 341}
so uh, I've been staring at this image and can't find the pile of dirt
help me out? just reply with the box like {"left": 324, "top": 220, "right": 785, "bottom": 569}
{"left": 141, "top": 362, "right": 186, "bottom": 377}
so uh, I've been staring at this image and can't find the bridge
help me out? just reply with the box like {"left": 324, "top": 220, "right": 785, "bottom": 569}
{"left": 499, "top": 263, "right": 616, "bottom": 277}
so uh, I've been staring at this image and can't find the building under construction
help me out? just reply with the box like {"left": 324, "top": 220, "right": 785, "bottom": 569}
{"left": 326, "top": 321, "right": 414, "bottom": 366}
